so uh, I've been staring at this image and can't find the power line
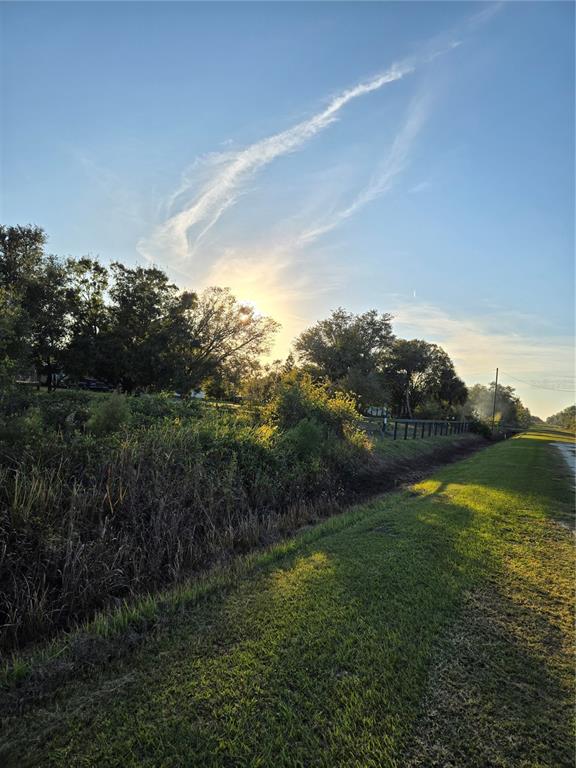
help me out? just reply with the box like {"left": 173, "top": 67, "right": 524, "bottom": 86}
{"left": 500, "top": 372, "right": 575, "bottom": 392}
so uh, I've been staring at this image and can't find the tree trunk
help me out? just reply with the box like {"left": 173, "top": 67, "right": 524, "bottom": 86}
{"left": 405, "top": 383, "right": 413, "bottom": 419}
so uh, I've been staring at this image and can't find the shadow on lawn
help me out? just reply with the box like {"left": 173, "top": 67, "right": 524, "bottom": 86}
{"left": 6, "top": 477, "right": 572, "bottom": 768}
{"left": 3, "top": 431, "right": 574, "bottom": 767}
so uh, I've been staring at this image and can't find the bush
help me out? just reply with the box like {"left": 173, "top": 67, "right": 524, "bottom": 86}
{"left": 128, "top": 393, "right": 201, "bottom": 428}
{"left": 278, "top": 418, "right": 325, "bottom": 461}
{"left": 265, "top": 370, "right": 360, "bottom": 437}
{"left": 36, "top": 390, "right": 94, "bottom": 431}
{"left": 0, "top": 407, "right": 43, "bottom": 449}
{"left": 469, "top": 416, "right": 492, "bottom": 439}
{"left": 86, "top": 393, "right": 131, "bottom": 436}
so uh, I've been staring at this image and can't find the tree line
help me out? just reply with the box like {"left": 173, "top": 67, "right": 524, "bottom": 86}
{"left": 0, "top": 225, "right": 278, "bottom": 395}
{"left": 1, "top": 224, "right": 534, "bottom": 425}
{"left": 546, "top": 405, "right": 575, "bottom": 432}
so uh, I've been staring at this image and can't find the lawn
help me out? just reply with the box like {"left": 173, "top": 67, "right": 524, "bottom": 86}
{"left": 1, "top": 427, "right": 574, "bottom": 767}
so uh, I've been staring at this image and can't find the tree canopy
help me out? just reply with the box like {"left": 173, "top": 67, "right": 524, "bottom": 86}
{"left": 0, "top": 225, "right": 279, "bottom": 392}
{"left": 546, "top": 405, "right": 575, "bottom": 431}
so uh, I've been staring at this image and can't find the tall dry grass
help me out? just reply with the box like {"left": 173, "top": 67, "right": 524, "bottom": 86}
{"left": 0, "top": 380, "right": 377, "bottom": 653}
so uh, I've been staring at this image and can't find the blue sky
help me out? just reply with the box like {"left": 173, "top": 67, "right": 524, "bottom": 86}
{"left": 1, "top": 1, "right": 574, "bottom": 416}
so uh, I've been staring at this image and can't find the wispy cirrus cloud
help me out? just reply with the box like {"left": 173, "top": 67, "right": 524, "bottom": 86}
{"left": 135, "top": 5, "right": 506, "bottom": 363}
{"left": 134, "top": 4, "right": 503, "bottom": 274}
{"left": 297, "top": 92, "right": 430, "bottom": 245}
{"left": 138, "top": 59, "right": 417, "bottom": 265}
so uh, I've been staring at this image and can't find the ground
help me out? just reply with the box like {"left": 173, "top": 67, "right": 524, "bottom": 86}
{"left": 1, "top": 427, "right": 574, "bottom": 767}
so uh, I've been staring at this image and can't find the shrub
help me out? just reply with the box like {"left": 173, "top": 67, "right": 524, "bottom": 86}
{"left": 265, "top": 370, "right": 360, "bottom": 437}
{"left": 278, "top": 418, "right": 325, "bottom": 461}
{"left": 469, "top": 416, "right": 492, "bottom": 439}
{"left": 36, "top": 390, "right": 94, "bottom": 431}
{"left": 128, "top": 393, "right": 201, "bottom": 428}
{"left": 0, "top": 407, "right": 43, "bottom": 449}
{"left": 86, "top": 393, "right": 131, "bottom": 436}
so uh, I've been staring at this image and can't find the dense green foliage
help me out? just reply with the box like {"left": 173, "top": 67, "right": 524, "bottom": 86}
{"left": 2, "top": 429, "right": 573, "bottom": 767}
{"left": 0, "top": 377, "right": 381, "bottom": 651}
{"left": 293, "top": 308, "right": 468, "bottom": 416}
{"left": 0, "top": 225, "right": 278, "bottom": 392}
{"left": 546, "top": 404, "right": 575, "bottom": 431}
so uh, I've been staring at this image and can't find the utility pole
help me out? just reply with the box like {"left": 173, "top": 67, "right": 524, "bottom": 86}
{"left": 491, "top": 367, "right": 499, "bottom": 434}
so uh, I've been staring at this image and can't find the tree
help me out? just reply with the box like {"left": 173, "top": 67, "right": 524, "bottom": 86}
{"left": 0, "top": 287, "right": 24, "bottom": 385}
{"left": 0, "top": 225, "right": 48, "bottom": 377}
{"left": 1, "top": 227, "right": 281, "bottom": 395}
{"left": 0, "top": 225, "right": 46, "bottom": 287}
{"left": 546, "top": 405, "right": 575, "bottom": 431}
{"left": 295, "top": 308, "right": 394, "bottom": 379}
{"left": 294, "top": 308, "right": 394, "bottom": 406}
{"left": 64, "top": 258, "right": 110, "bottom": 380}
{"left": 465, "top": 382, "right": 531, "bottom": 428}
{"left": 27, "top": 255, "right": 76, "bottom": 389}
{"left": 183, "top": 287, "right": 280, "bottom": 390}
{"left": 97, "top": 262, "right": 196, "bottom": 388}
{"left": 384, "top": 339, "right": 466, "bottom": 418}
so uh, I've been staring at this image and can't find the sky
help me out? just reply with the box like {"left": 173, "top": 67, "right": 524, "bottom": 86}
{"left": 1, "top": 1, "right": 574, "bottom": 417}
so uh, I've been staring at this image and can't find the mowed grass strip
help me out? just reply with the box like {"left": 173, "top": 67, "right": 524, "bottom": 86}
{"left": 2, "top": 428, "right": 574, "bottom": 767}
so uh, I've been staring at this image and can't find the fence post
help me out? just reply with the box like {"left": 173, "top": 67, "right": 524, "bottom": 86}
{"left": 421, "top": 422, "right": 425, "bottom": 438}
{"left": 393, "top": 421, "right": 398, "bottom": 440}
{"left": 413, "top": 422, "right": 417, "bottom": 439}
{"left": 404, "top": 422, "right": 408, "bottom": 440}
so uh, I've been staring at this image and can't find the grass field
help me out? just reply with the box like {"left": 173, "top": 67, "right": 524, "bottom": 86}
{"left": 1, "top": 426, "right": 574, "bottom": 767}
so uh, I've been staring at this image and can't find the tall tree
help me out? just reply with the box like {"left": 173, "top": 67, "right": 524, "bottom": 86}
{"left": 466, "top": 382, "right": 531, "bottom": 428}
{"left": 98, "top": 262, "right": 192, "bottom": 387}
{"left": 385, "top": 339, "right": 466, "bottom": 418}
{"left": 294, "top": 308, "right": 394, "bottom": 405}
{"left": 0, "top": 225, "right": 47, "bottom": 376}
{"left": 546, "top": 405, "right": 576, "bottom": 431}
{"left": 64, "top": 258, "right": 110, "bottom": 379}
{"left": 27, "top": 255, "right": 76, "bottom": 389}
{"left": 183, "top": 287, "right": 280, "bottom": 390}
{"left": 0, "top": 225, "right": 46, "bottom": 287}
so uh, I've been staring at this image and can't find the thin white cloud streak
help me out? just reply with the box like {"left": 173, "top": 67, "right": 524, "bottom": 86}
{"left": 139, "top": 60, "right": 416, "bottom": 265}
{"left": 197, "top": 99, "right": 427, "bottom": 327}
{"left": 138, "top": 4, "right": 504, "bottom": 267}
{"left": 158, "top": 92, "right": 433, "bottom": 357}
{"left": 297, "top": 94, "right": 429, "bottom": 245}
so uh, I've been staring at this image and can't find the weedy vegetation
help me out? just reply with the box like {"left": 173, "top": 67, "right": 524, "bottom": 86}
{"left": 0, "top": 375, "right": 480, "bottom": 654}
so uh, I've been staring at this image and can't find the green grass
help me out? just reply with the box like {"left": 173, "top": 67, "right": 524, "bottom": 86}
{"left": 2, "top": 427, "right": 573, "bottom": 767}
{"left": 372, "top": 429, "right": 479, "bottom": 459}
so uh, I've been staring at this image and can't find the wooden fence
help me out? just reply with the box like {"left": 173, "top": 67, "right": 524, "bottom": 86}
{"left": 361, "top": 417, "right": 471, "bottom": 440}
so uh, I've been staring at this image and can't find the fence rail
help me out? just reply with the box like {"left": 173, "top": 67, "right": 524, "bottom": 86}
{"left": 362, "top": 417, "right": 471, "bottom": 440}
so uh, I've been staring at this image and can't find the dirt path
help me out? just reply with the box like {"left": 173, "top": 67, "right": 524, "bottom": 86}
{"left": 553, "top": 441, "right": 576, "bottom": 489}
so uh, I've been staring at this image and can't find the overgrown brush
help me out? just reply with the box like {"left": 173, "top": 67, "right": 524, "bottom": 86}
{"left": 0, "top": 378, "right": 376, "bottom": 652}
